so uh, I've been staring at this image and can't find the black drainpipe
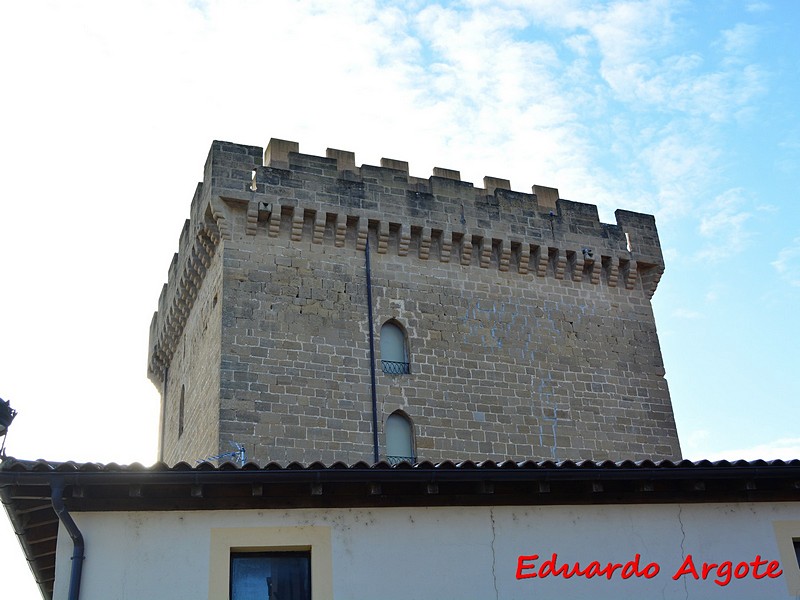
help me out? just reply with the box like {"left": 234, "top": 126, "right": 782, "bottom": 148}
{"left": 160, "top": 367, "right": 168, "bottom": 462}
{"left": 365, "top": 237, "right": 380, "bottom": 463}
{"left": 51, "top": 479, "right": 85, "bottom": 600}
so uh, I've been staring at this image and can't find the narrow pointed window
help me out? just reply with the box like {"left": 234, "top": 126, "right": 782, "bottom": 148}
{"left": 380, "top": 320, "right": 409, "bottom": 374}
{"left": 178, "top": 384, "right": 185, "bottom": 438}
{"left": 386, "top": 411, "right": 415, "bottom": 465}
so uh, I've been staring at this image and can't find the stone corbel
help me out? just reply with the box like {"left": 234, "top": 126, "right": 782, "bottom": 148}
{"left": 553, "top": 248, "right": 566, "bottom": 280}
{"left": 498, "top": 240, "right": 511, "bottom": 272}
{"left": 312, "top": 212, "right": 326, "bottom": 245}
{"left": 398, "top": 224, "right": 411, "bottom": 256}
{"left": 460, "top": 236, "right": 473, "bottom": 266}
{"left": 356, "top": 218, "right": 368, "bottom": 251}
{"left": 208, "top": 195, "right": 232, "bottom": 241}
{"left": 246, "top": 201, "right": 259, "bottom": 236}
{"left": 377, "top": 221, "right": 389, "bottom": 254}
{"left": 478, "top": 236, "right": 492, "bottom": 269}
{"left": 268, "top": 204, "right": 282, "bottom": 238}
{"left": 440, "top": 231, "right": 453, "bottom": 263}
{"left": 290, "top": 209, "right": 304, "bottom": 242}
{"left": 419, "top": 227, "right": 432, "bottom": 260}
{"left": 334, "top": 213, "right": 347, "bottom": 247}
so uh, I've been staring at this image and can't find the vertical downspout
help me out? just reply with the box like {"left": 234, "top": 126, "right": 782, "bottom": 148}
{"left": 159, "top": 367, "right": 168, "bottom": 462}
{"left": 51, "top": 479, "right": 85, "bottom": 600}
{"left": 365, "top": 238, "right": 380, "bottom": 463}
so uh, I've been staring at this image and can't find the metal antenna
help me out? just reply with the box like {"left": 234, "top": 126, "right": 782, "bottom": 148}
{"left": 197, "top": 441, "right": 246, "bottom": 466}
{"left": 0, "top": 397, "right": 18, "bottom": 457}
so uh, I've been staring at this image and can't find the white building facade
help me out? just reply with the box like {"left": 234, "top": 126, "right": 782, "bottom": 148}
{"left": 2, "top": 458, "right": 800, "bottom": 600}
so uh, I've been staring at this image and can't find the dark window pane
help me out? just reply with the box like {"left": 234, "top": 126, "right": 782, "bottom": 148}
{"left": 231, "top": 552, "right": 311, "bottom": 600}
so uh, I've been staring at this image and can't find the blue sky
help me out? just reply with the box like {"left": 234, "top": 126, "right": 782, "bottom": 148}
{"left": 1, "top": 1, "right": 798, "bottom": 596}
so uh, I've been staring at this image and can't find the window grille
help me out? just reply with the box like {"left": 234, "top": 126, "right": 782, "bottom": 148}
{"left": 386, "top": 455, "right": 417, "bottom": 465}
{"left": 381, "top": 359, "right": 410, "bottom": 375}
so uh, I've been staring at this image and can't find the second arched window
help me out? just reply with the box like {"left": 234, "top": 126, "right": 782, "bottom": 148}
{"left": 386, "top": 412, "right": 415, "bottom": 464}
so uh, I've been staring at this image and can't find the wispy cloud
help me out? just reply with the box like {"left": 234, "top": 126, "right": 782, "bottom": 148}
{"left": 772, "top": 237, "right": 800, "bottom": 287}
{"left": 695, "top": 188, "right": 753, "bottom": 261}
{"left": 745, "top": 2, "right": 771, "bottom": 13}
{"left": 681, "top": 428, "right": 710, "bottom": 454}
{"left": 468, "top": 0, "right": 772, "bottom": 227}
{"left": 0, "top": 0, "right": 774, "bottom": 238}
{"left": 718, "top": 22, "right": 760, "bottom": 56}
{"left": 672, "top": 308, "right": 703, "bottom": 320}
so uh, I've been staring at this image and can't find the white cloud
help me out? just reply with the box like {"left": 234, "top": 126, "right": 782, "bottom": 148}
{"left": 746, "top": 2, "right": 771, "bottom": 13}
{"left": 563, "top": 33, "right": 593, "bottom": 56}
{"left": 719, "top": 22, "right": 760, "bottom": 56}
{"left": 695, "top": 189, "right": 753, "bottom": 261}
{"left": 639, "top": 131, "right": 719, "bottom": 220}
{"left": 698, "top": 190, "right": 750, "bottom": 237}
{"left": 697, "top": 438, "right": 800, "bottom": 462}
{"left": 772, "top": 237, "right": 800, "bottom": 287}
{"left": 682, "top": 428, "right": 710, "bottom": 450}
{"left": 672, "top": 308, "right": 703, "bottom": 320}
{"left": 527, "top": 2, "right": 769, "bottom": 124}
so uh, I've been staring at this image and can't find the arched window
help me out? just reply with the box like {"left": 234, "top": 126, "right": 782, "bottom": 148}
{"left": 380, "top": 320, "right": 409, "bottom": 374}
{"left": 178, "top": 384, "right": 185, "bottom": 438}
{"left": 386, "top": 412, "right": 415, "bottom": 464}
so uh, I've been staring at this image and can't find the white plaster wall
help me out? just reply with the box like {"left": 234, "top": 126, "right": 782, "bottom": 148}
{"left": 53, "top": 502, "right": 800, "bottom": 600}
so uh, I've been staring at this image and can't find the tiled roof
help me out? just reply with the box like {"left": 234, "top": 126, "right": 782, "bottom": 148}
{"left": 4, "top": 456, "right": 800, "bottom": 471}
{"left": 2, "top": 456, "right": 800, "bottom": 599}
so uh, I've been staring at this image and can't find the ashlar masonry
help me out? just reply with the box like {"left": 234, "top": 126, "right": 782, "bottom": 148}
{"left": 147, "top": 138, "right": 682, "bottom": 465}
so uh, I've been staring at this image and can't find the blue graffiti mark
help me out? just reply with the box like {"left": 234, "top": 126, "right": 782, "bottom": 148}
{"left": 536, "top": 370, "right": 559, "bottom": 460}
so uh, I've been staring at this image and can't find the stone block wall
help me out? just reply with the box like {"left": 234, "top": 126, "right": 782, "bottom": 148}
{"left": 148, "top": 139, "right": 681, "bottom": 465}
{"left": 157, "top": 249, "right": 222, "bottom": 465}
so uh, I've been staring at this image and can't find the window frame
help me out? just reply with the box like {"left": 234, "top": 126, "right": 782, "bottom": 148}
{"left": 209, "top": 526, "right": 333, "bottom": 600}
{"left": 385, "top": 410, "right": 416, "bottom": 465}
{"left": 230, "top": 550, "right": 311, "bottom": 600}
{"left": 773, "top": 521, "right": 800, "bottom": 595}
{"left": 380, "top": 320, "right": 410, "bottom": 375}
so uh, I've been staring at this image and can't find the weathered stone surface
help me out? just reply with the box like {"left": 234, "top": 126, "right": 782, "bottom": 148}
{"left": 148, "top": 139, "right": 681, "bottom": 466}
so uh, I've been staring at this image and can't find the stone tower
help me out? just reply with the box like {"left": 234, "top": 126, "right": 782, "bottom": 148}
{"left": 147, "top": 138, "right": 681, "bottom": 466}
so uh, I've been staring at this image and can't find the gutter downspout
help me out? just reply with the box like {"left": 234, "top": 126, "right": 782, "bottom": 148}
{"left": 51, "top": 479, "right": 84, "bottom": 600}
{"left": 159, "top": 367, "right": 168, "bottom": 462}
{"left": 365, "top": 237, "right": 380, "bottom": 463}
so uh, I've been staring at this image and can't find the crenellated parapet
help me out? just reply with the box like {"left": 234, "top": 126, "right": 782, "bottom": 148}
{"left": 147, "top": 183, "right": 222, "bottom": 384}
{"left": 207, "top": 138, "right": 665, "bottom": 287}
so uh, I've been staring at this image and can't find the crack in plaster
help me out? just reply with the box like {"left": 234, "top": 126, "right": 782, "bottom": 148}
{"left": 490, "top": 507, "right": 499, "bottom": 600}
{"left": 678, "top": 504, "right": 688, "bottom": 600}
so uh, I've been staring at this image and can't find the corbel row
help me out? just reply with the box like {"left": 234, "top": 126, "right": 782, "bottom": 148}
{"left": 249, "top": 203, "right": 651, "bottom": 294}
{"left": 149, "top": 221, "right": 222, "bottom": 377}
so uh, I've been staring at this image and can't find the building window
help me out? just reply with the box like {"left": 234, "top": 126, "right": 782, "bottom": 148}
{"left": 794, "top": 539, "right": 800, "bottom": 568}
{"left": 380, "top": 320, "right": 409, "bottom": 374}
{"left": 178, "top": 384, "right": 185, "bottom": 437}
{"left": 209, "top": 526, "right": 333, "bottom": 599}
{"left": 231, "top": 552, "right": 311, "bottom": 600}
{"left": 386, "top": 411, "right": 415, "bottom": 464}
{"left": 772, "top": 521, "right": 800, "bottom": 594}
